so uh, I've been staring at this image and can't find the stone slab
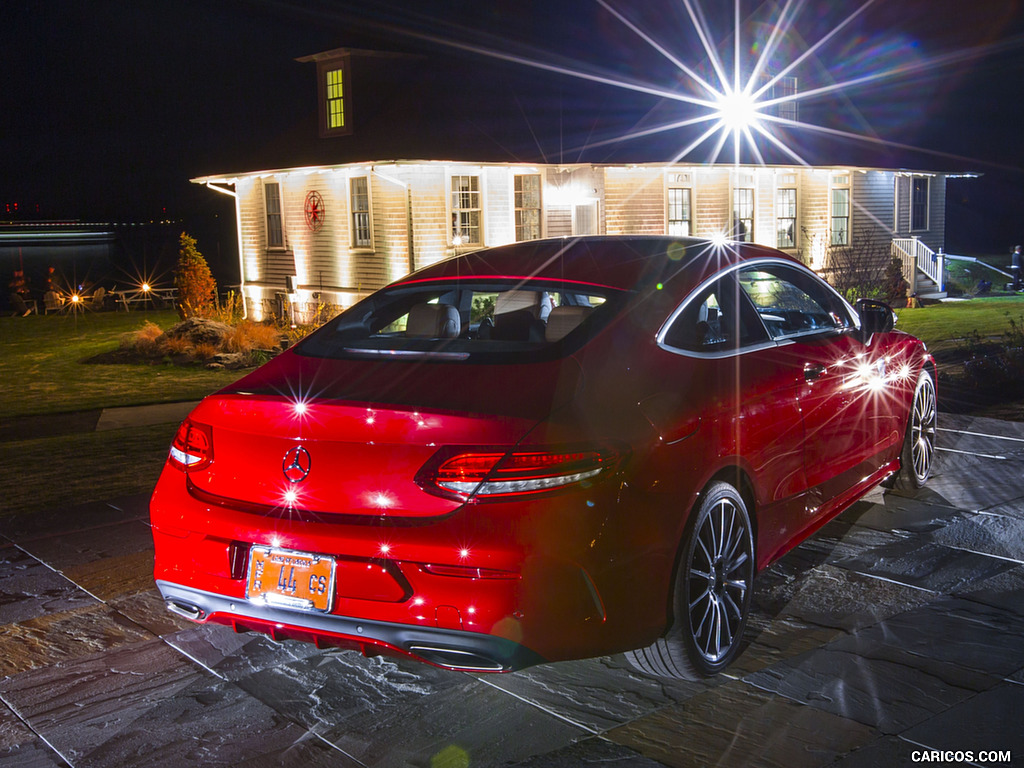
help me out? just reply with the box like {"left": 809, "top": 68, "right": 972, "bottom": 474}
{"left": 828, "top": 597, "right": 1024, "bottom": 678}
{"left": 0, "top": 701, "right": 68, "bottom": 767}
{"left": 106, "top": 588, "right": 194, "bottom": 638}
{"left": 0, "top": 496, "right": 150, "bottom": 542}
{"left": 164, "top": 622, "right": 325, "bottom": 682}
{"left": 17, "top": 519, "right": 153, "bottom": 571}
{"left": 0, "top": 604, "right": 154, "bottom": 677}
{"left": 236, "top": 651, "right": 587, "bottom": 767}
{"left": 902, "top": 683, "right": 1024, "bottom": 758}
{"left": 475, "top": 655, "right": 713, "bottom": 734}
{"left": 745, "top": 644, "right": 996, "bottom": 735}
{"left": 929, "top": 511, "right": 1024, "bottom": 563}
{"left": 753, "top": 562, "right": 936, "bottom": 633}
{"left": 830, "top": 537, "right": 1014, "bottom": 594}
{"left": 606, "top": 680, "right": 876, "bottom": 768}
{"left": 508, "top": 736, "right": 670, "bottom": 767}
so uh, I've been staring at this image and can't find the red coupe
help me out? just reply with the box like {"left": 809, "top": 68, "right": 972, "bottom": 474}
{"left": 151, "top": 236, "right": 936, "bottom": 679}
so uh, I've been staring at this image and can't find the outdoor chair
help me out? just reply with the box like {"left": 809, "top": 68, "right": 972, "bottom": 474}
{"left": 43, "top": 291, "right": 61, "bottom": 314}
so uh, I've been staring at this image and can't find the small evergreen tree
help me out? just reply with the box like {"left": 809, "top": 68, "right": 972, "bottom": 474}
{"left": 174, "top": 232, "right": 217, "bottom": 319}
{"left": 882, "top": 256, "right": 910, "bottom": 306}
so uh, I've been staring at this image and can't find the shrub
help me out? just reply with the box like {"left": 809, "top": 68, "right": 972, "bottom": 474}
{"left": 208, "top": 290, "right": 245, "bottom": 325}
{"left": 956, "top": 314, "right": 1024, "bottom": 394}
{"left": 120, "top": 321, "right": 164, "bottom": 354}
{"left": 192, "top": 342, "right": 219, "bottom": 361}
{"left": 224, "top": 321, "right": 282, "bottom": 353}
{"left": 162, "top": 336, "right": 192, "bottom": 356}
{"left": 174, "top": 232, "right": 217, "bottom": 319}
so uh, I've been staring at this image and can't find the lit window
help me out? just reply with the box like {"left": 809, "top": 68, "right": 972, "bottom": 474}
{"left": 265, "top": 182, "right": 283, "bottom": 248}
{"left": 351, "top": 176, "right": 371, "bottom": 248}
{"left": 451, "top": 175, "right": 481, "bottom": 246}
{"left": 514, "top": 175, "right": 541, "bottom": 241}
{"left": 831, "top": 187, "right": 850, "bottom": 246}
{"left": 733, "top": 188, "right": 753, "bottom": 242}
{"left": 314, "top": 56, "right": 352, "bottom": 138}
{"left": 776, "top": 188, "right": 796, "bottom": 248}
{"left": 668, "top": 187, "right": 692, "bottom": 236}
{"left": 326, "top": 68, "right": 345, "bottom": 130}
{"left": 911, "top": 177, "right": 929, "bottom": 231}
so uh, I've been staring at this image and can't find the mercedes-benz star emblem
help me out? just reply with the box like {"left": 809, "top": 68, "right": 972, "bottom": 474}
{"left": 282, "top": 445, "right": 312, "bottom": 483}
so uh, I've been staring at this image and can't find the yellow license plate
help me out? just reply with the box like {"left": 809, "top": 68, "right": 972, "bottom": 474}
{"left": 246, "top": 546, "right": 335, "bottom": 612}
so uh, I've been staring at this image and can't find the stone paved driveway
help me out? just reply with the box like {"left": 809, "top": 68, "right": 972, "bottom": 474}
{"left": 1, "top": 413, "right": 1023, "bottom": 767}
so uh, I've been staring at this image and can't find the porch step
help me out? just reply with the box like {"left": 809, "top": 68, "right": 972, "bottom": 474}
{"left": 915, "top": 273, "right": 946, "bottom": 300}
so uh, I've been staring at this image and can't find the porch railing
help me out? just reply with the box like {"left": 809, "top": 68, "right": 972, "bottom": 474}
{"left": 892, "top": 237, "right": 943, "bottom": 295}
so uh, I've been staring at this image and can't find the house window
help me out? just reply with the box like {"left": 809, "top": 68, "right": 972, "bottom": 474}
{"left": 912, "top": 177, "right": 929, "bottom": 231}
{"left": 265, "top": 182, "right": 283, "bottom": 248}
{"left": 668, "top": 187, "right": 692, "bottom": 236}
{"left": 314, "top": 57, "right": 352, "bottom": 138}
{"left": 327, "top": 69, "right": 345, "bottom": 130}
{"left": 830, "top": 187, "right": 851, "bottom": 246}
{"left": 733, "top": 188, "right": 754, "bottom": 242}
{"left": 451, "top": 175, "right": 481, "bottom": 246}
{"left": 515, "top": 174, "right": 541, "bottom": 241}
{"left": 776, "top": 187, "right": 796, "bottom": 248}
{"left": 350, "top": 176, "right": 371, "bottom": 248}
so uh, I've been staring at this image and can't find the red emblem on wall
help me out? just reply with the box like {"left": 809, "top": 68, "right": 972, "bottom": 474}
{"left": 304, "top": 190, "right": 325, "bottom": 232}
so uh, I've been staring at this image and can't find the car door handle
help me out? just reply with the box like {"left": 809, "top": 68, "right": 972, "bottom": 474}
{"left": 804, "top": 363, "right": 827, "bottom": 381}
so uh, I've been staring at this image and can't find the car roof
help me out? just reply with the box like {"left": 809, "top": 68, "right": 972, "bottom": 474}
{"left": 393, "top": 236, "right": 801, "bottom": 294}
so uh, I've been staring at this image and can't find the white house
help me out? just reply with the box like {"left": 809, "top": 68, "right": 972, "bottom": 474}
{"left": 192, "top": 48, "right": 963, "bottom": 322}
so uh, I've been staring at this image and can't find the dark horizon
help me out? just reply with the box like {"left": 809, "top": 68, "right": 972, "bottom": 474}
{"left": 4, "top": 0, "right": 1024, "bottom": 266}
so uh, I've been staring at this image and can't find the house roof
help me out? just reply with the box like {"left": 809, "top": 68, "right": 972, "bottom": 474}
{"left": 197, "top": 44, "right": 981, "bottom": 180}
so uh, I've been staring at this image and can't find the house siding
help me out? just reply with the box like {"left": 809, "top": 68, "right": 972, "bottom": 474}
{"left": 204, "top": 162, "right": 955, "bottom": 319}
{"left": 605, "top": 167, "right": 664, "bottom": 235}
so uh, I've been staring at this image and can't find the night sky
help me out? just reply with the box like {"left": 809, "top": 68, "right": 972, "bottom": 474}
{"left": 4, "top": 0, "right": 1024, "bottom": 256}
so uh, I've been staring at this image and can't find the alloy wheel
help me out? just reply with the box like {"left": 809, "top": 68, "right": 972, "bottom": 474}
{"left": 686, "top": 495, "right": 753, "bottom": 664}
{"left": 911, "top": 373, "right": 937, "bottom": 484}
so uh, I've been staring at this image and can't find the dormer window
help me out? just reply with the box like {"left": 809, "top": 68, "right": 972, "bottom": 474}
{"left": 313, "top": 55, "right": 352, "bottom": 137}
{"left": 326, "top": 68, "right": 346, "bottom": 131}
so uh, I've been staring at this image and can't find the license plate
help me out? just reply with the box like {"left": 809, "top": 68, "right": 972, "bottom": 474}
{"left": 246, "top": 546, "right": 335, "bottom": 612}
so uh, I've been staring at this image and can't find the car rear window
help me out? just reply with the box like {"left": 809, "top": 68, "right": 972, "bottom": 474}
{"left": 295, "top": 279, "right": 625, "bottom": 363}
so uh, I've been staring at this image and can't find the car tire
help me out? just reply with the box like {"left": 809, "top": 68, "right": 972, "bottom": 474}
{"left": 883, "top": 368, "right": 936, "bottom": 493}
{"left": 624, "top": 481, "right": 755, "bottom": 680}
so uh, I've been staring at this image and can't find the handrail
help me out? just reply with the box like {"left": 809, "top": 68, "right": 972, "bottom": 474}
{"left": 892, "top": 237, "right": 944, "bottom": 295}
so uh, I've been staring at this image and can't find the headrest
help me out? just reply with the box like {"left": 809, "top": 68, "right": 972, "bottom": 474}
{"left": 545, "top": 305, "right": 593, "bottom": 342}
{"left": 406, "top": 303, "right": 461, "bottom": 338}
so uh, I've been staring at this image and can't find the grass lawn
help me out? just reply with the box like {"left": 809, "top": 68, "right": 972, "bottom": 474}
{"left": 1, "top": 309, "right": 247, "bottom": 516}
{"left": 0, "top": 424, "right": 177, "bottom": 515}
{"left": 894, "top": 296, "right": 1024, "bottom": 354}
{"left": 0, "top": 309, "right": 243, "bottom": 418}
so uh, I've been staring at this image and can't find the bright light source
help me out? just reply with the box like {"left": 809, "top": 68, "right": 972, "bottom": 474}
{"left": 715, "top": 88, "right": 760, "bottom": 133}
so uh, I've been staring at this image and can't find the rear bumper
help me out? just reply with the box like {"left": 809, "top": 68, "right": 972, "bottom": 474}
{"left": 149, "top": 460, "right": 670, "bottom": 667}
{"left": 156, "top": 580, "right": 545, "bottom": 672}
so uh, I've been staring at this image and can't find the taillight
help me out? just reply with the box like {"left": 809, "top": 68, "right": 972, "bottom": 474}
{"left": 417, "top": 447, "right": 617, "bottom": 501}
{"left": 168, "top": 419, "right": 213, "bottom": 472}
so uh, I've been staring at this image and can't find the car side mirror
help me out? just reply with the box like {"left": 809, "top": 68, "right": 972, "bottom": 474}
{"left": 856, "top": 298, "right": 895, "bottom": 340}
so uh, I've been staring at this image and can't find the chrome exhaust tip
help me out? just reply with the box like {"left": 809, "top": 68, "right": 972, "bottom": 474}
{"left": 407, "top": 645, "right": 506, "bottom": 672}
{"left": 166, "top": 599, "right": 205, "bottom": 621}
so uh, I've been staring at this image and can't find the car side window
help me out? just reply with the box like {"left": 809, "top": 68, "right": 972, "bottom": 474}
{"left": 662, "top": 274, "right": 767, "bottom": 353}
{"left": 738, "top": 264, "right": 852, "bottom": 340}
